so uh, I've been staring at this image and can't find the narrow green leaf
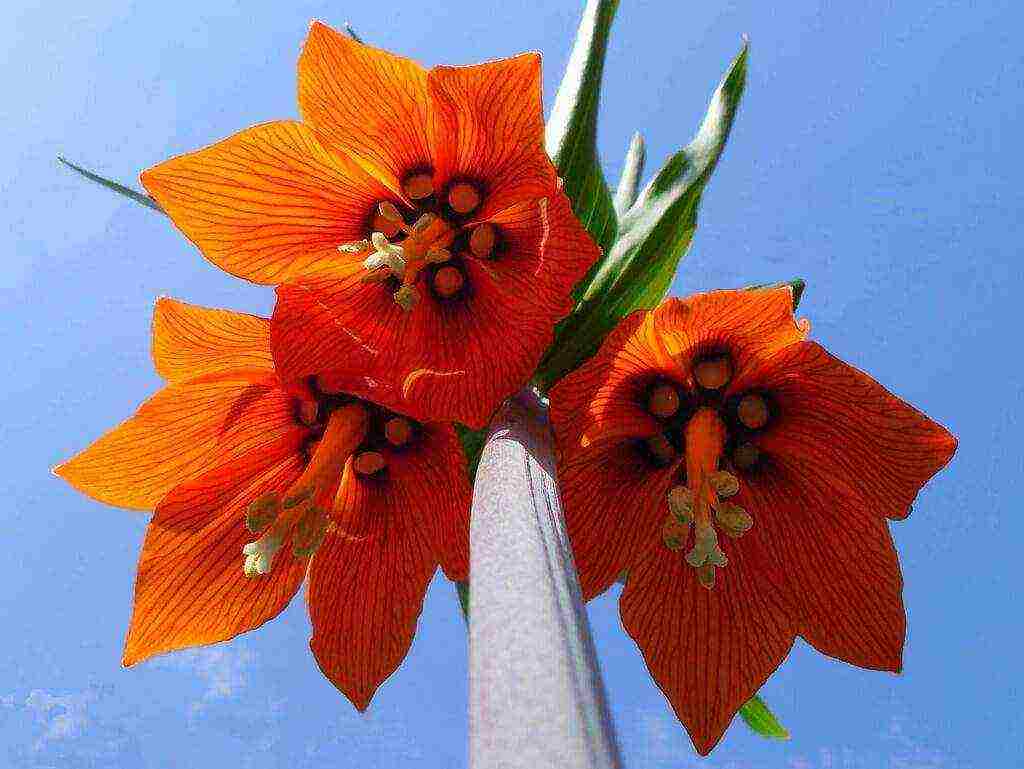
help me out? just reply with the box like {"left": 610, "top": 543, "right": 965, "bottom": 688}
{"left": 455, "top": 580, "right": 470, "bottom": 623}
{"left": 545, "top": 0, "right": 620, "bottom": 257}
{"left": 535, "top": 40, "right": 749, "bottom": 390}
{"left": 738, "top": 694, "right": 790, "bottom": 740}
{"left": 745, "top": 278, "right": 806, "bottom": 310}
{"left": 613, "top": 131, "right": 645, "bottom": 218}
{"left": 343, "top": 22, "right": 363, "bottom": 43}
{"left": 57, "top": 156, "right": 164, "bottom": 214}
{"left": 456, "top": 423, "right": 488, "bottom": 483}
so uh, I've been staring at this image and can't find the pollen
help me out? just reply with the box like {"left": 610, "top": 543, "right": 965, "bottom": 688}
{"left": 448, "top": 182, "right": 481, "bottom": 215}
{"left": 647, "top": 383, "right": 681, "bottom": 418}
{"left": 737, "top": 393, "right": 769, "bottom": 429}
{"left": 242, "top": 403, "right": 369, "bottom": 575}
{"left": 694, "top": 356, "right": 732, "bottom": 390}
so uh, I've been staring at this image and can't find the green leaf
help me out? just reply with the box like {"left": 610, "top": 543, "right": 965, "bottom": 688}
{"left": 343, "top": 22, "right": 363, "bottom": 43}
{"left": 612, "top": 131, "right": 645, "bottom": 218}
{"left": 57, "top": 156, "right": 164, "bottom": 214}
{"left": 745, "top": 278, "right": 806, "bottom": 310}
{"left": 738, "top": 694, "right": 790, "bottom": 741}
{"left": 456, "top": 423, "right": 488, "bottom": 483}
{"left": 535, "top": 40, "right": 749, "bottom": 391}
{"left": 455, "top": 580, "right": 470, "bottom": 623}
{"left": 545, "top": 0, "right": 620, "bottom": 257}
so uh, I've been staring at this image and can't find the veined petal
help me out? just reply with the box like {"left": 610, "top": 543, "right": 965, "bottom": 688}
{"left": 55, "top": 370, "right": 294, "bottom": 510}
{"left": 619, "top": 530, "right": 796, "bottom": 756}
{"left": 387, "top": 423, "right": 471, "bottom": 582}
{"left": 298, "top": 21, "right": 432, "bottom": 196}
{"left": 740, "top": 464, "right": 907, "bottom": 672}
{"left": 428, "top": 53, "right": 555, "bottom": 217}
{"left": 141, "top": 120, "right": 390, "bottom": 285}
{"left": 561, "top": 441, "right": 678, "bottom": 601}
{"left": 749, "top": 341, "right": 957, "bottom": 520}
{"left": 123, "top": 444, "right": 306, "bottom": 666}
{"left": 654, "top": 288, "right": 808, "bottom": 391}
{"left": 152, "top": 297, "right": 273, "bottom": 382}
{"left": 307, "top": 465, "right": 437, "bottom": 711}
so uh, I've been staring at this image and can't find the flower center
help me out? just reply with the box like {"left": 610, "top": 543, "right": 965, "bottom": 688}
{"left": 338, "top": 174, "right": 502, "bottom": 310}
{"left": 242, "top": 403, "right": 369, "bottom": 575}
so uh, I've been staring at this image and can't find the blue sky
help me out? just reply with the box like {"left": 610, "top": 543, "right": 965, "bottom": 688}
{"left": 1, "top": 0, "right": 1020, "bottom": 766}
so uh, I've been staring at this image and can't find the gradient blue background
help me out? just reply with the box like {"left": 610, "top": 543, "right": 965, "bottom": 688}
{"left": 2, "top": 1, "right": 1019, "bottom": 766}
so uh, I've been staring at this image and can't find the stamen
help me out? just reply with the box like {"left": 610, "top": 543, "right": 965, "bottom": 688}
{"left": 662, "top": 515, "right": 690, "bottom": 551}
{"left": 708, "top": 470, "right": 739, "bottom": 497}
{"left": 426, "top": 247, "right": 452, "bottom": 264}
{"left": 737, "top": 393, "right": 769, "bottom": 429}
{"left": 378, "top": 201, "right": 404, "bottom": 222}
{"left": 469, "top": 223, "right": 497, "bottom": 258}
{"left": 694, "top": 356, "right": 732, "bottom": 390}
{"left": 733, "top": 442, "right": 760, "bottom": 470}
{"left": 242, "top": 403, "right": 369, "bottom": 575}
{"left": 679, "top": 407, "right": 730, "bottom": 588}
{"left": 647, "top": 383, "right": 681, "bottom": 418}
{"left": 433, "top": 266, "right": 465, "bottom": 298}
{"left": 338, "top": 239, "right": 370, "bottom": 254}
{"left": 715, "top": 503, "right": 753, "bottom": 538}
{"left": 403, "top": 173, "right": 434, "bottom": 200}
{"left": 411, "top": 213, "right": 435, "bottom": 233}
{"left": 384, "top": 417, "right": 412, "bottom": 447}
{"left": 298, "top": 399, "right": 319, "bottom": 427}
{"left": 373, "top": 214, "right": 401, "bottom": 239}
{"left": 394, "top": 285, "right": 420, "bottom": 310}
{"left": 448, "top": 182, "right": 481, "bottom": 215}
{"left": 667, "top": 485, "right": 693, "bottom": 523}
{"left": 353, "top": 450, "right": 386, "bottom": 476}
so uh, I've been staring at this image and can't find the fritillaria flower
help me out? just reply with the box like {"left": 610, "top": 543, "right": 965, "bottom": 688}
{"left": 55, "top": 298, "right": 470, "bottom": 709}
{"left": 549, "top": 287, "right": 956, "bottom": 754}
{"left": 140, "top": 21, "right": 599, "bottom": 429}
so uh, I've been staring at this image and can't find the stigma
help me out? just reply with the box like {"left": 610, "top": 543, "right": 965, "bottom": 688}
{"left": 660, "top": 407, "right": 754, "bottom": 589}
{"left": 242, "top": 403, "right": 369, "bottom": 576}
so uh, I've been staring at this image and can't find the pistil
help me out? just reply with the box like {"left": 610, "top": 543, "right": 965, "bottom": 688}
{"left": 242, "top": 403, "right": 369, "bottom": 575}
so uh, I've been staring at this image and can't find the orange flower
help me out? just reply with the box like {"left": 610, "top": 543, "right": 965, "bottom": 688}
{"left": 549, "top": 287, "right": 957, "bottom": 754}
{"left": 54, "top": 298, "right": 470, "bottom": 710}
{"left": 139, "top": 21, "right": 599, "bottom": 429}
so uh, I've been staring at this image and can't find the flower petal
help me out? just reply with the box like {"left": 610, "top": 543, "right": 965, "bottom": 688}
{"left": 750, "top": 341, "right": 957, "bottom": 520}
{"left": 741, "top": 463, "right": 907, "bottom": 672}
{"left": 654, "top": 288, "right": 808, "bottom": 390}
{"left": 122, "top": 442, "right": 306, "bottom": 666}
{"left": 152, "top": 297, "right": 273, "bottom": 382}
{"left": 619, "top": 531, "right": 796, "bottom": 755}
{"left": 428, "top": 53, "right": 555, "bottom": 216}
{"left": 55, "top": 370, "right": 294, "bottom": 510}
{"left": 560, "top": 440, "right": 677, "bottom": 602}
{"left": 272, "top": 197, "right": 599, "bottom": 428}
{"left": 141, "top": 120, "right": 390, "bottom": 285}
{"left": 298, "top": 21, "right": 432, "bottom": 195}
{"left": 388, "top": 423, "right": 471, "bottom": 582}
{"left": 306, "top": 465, "right": 438, "bottom": 710}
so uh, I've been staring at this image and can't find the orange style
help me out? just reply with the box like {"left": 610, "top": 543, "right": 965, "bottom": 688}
{"left": 549, "top": 287, "right": 956, "bottom": 754}
{"left": 140, "top": 21, "right": 600, "bottom": 429}
{"left": 55, "top": 299, "right": 470, "bottom": 710}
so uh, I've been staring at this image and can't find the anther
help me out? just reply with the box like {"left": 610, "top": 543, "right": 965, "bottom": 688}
{"left": 433, "top": 266, "right": 465, "bottom": 298}
{"left": 384, "top": 417, "right": 413, "bottom": 447}
{"left": 338, "top": 239, "right": 370, "bottom": 254}
{"left": 353, "top": 451, "right": 386, "bottom": 476}
{"left": 378, "top": 201, "right": 403, "bottom": 222}
{"left": 647, "top": 383, "right": 681, "bottom": 419}
{"left": 733, "top": 442, "right": 760, "bottom": 470}
{"left": 737, "top": 393, "right": 770, "bottom": 429}
{"left": 715, "top": 503, "right": 753, "bottom": 538}
{"left": 394, "top": 285, "right": 420, "bottom": 310}
{"left": 645, "top": 433, "right": 676, "bottom": 465}
{"left": 694, "top": 356, "right": 732, "bottom": 390}
{"left": 469, "top": 223, "right": 497, "bottom": 258}
{"left": 708, "top": 470, "right": 739, "bottom": 498}
{"left": 245, "top": 494, "right": 281, "bottom": 533}
{"left": 448, "top": 182, "right": 481, "bottom": 215}
{"left": 426, "top": 247, "right": 451, "bottom": 264}
{"left": 403, "top": 173, "right": 434, "bottom": 200}
{"left": 662, "top": 516, "right": 690, "bottom": 551}
{"left": 667, "top": 485, "right": 693, "bottom": 522}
